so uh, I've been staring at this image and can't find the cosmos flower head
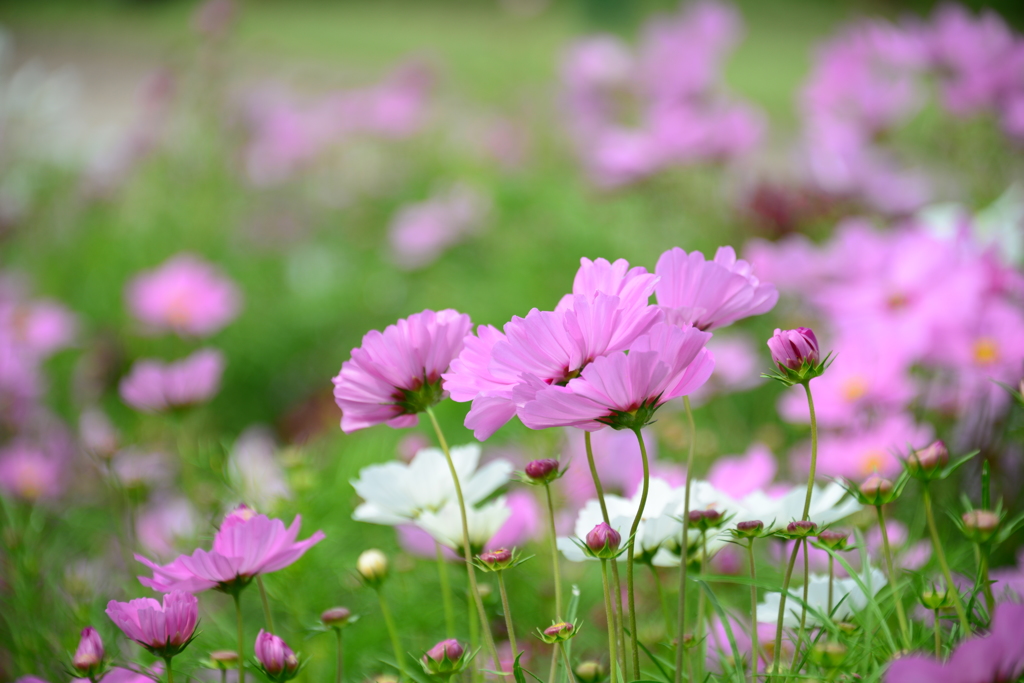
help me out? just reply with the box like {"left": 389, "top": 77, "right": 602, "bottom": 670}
{"left": 126, "top": 254, "right": 241, "bottom": 337}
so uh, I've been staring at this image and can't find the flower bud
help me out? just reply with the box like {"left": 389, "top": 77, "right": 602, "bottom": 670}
{"left": 733, "top": 520, "right": 765, "bottom": 538}
{"left": 688, "top": 508, "right": 725, "bottom": 532}
{"left": 859, "top": 475, "right": 895, "bottom": 505}
{"left": 525, "top": 459, "right": 559, "bottom": 482}
{"left": 920, "top": 587, "right": 958, "bottom": 611}
{"left": 585, "top": 523, "right": 621, "bottom": 559}
{"left": 357, "top": 549, "right": 389, "bottom": 585}
{"left": 809, "top": 642, "right": 846, "bottom": 668}
{"left": 422, "top": 639, "right": 467, "bottom": 676}
{"left": 768, "top": 327, "right": 820, "bottom": 371}
{"left": 575, "top": 660, "right": 605, "bottom": 683}
{"left": 255, "top": 630, "right": 300, "bottom": 681}
{"left": 961, "top": 509, "right": 1000, "bottom": 542}
{"left": 478, "top": 548, "right": 514, "bottom": 570}
{"left": 540, "top": 621, "right": 576, "bottom": 644}
{"left": 210, "top": 650, "right": 241, "bottom": 669}
{"left": 321, "top": 607, "right": 352, "bottom": 628}
{"left": 784, "top": 520, "right": 817, "bottom": 538}
{"left": 72, "top": 627, "right": 104, "bottom": 675}
{"left": 907, "top": 441, "right": 949, "bottom": 474}
{"left": 817, "top": 530, "right": 849, "bottom": 551}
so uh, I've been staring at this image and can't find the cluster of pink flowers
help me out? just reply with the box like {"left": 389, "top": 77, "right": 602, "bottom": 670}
{"left": 560, "top": 0, "right": 763, "bottom": 187}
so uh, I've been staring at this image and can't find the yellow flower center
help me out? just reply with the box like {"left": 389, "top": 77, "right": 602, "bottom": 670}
{"left": 840, "top": 376, "right": 869, "bottom": 402}
{"left": 859, "top": 450, "right": 887, "bottom": 476}
{"left": 972, "top": 338, "right": 999, "bottom": 366}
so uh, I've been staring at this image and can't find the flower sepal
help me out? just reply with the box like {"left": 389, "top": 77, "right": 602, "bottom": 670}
{"left": 537, "top": 620, "right": 580, "bottom": 645}
{"left": 762, "top": 351, "right": 833, "bottom": 388}
{"left": 473, "top": 547, "right": 533, "bottom": 573}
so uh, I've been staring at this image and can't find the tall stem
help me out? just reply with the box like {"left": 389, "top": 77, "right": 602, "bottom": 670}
{"left": 165, "top": 657, "right": 174, "bottom": 683}
{"left": 234, "top": 592, "right": 246, "bottom": 683}
{"left": 377, "top": 587, "right": 407, "bottom": 681}
{"left": 627, "top": 428, "right": 652, "bottom": 680}
{"left": 792, "top": 540, "right": 808, "bottom": 669}
{"left": 771, "top": 540, "right": 802, "bottom": 676}
{"left": 827, "top": 555, "right": 834, "bottom": 616}
{"left": 435, "top": 541, "right": 457, "bottom": 639}
{"left": 979, "top": 548, "right": 995, "bottom": 615}
{"left": 922, "top": 486, "right": 970, "bottom": 633}
{"left": 257, "top": 576, "right": 275, "bottom": 634}
{"left": 426, "top": 407, "right": 502, "bottom": 671}
{"left": 560, "top": 642, "right": 575, "bottom": 681}
{"left": 600, "top": 561, "right": 619, "bottom": 683}
{"left": 585, "top": 431, "right": 628, "bottom": 676}
{"left": 649, "top": 563, "right": 673, "bottom": 639}
{"left": 695, "top": 532, "right": 708, "bottom": 683}
{"left": 549, "top": 645, "right": 560, "bottom": 683}
{"left": 933, "top": 609, "right": 941, "bottom": 658}
{"left": 876, "top": 505, "right": 911, "bottom": 649}
{"left": 336, "top": 628, "right": 344, "bottom": 683}
{"left": 800, "top": 382, "right": 818, "bottom": 521}
{"left": 544, "top": 483, "right": 564, "bottom": 618}
{"left": 675, "top": 396, "right": 697, "bottom": 683}
{"left": 747, "top": 540, "right": 759, "bottom": 683}
{"left": 497, "top": 571, "right": 519, "bottom": 659}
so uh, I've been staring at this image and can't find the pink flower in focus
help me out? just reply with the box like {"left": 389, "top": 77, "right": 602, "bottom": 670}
{"left": 655, "top": 246, "right": 778, "bottom": 331}
{"left": 767, "top": 327, "right": 820, "bottom": 370}
{"left": 388, "top": 184, "right": 490, "bottom": 270}
{"left": 0, "top": 440, "right": 65, "bottom": 502}
{"left": 126, "top": 254, "right": 241, "bottom": 337}
{"left": 119, "top": 348, "right": 225, "bottom": 412}
{"left": 105, "top": 591, "right": 198, "bottom": 657}
{"left": 136, "top": 509, "right": 324, "bottom": 593}
{"left": 519, "top": 322, "right": 714, "bottom": 431}
{"left": 333, "top": 309, "right": 472, "bottom": 433}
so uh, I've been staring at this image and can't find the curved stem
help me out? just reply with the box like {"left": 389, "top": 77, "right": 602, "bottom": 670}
{"left": 800, "top": 382, "right": 818, "bottom": 521}
{"left": 600, "top": 561, "right": 619, "bottom": 683}
{"left": 748, "top": 540, "right": 758, "bottom": 683}
{"left": 257, "top": 576, "right": 275, "bottom": 634}
{"left": 165, "top": 657, "right": 174, "bottom": 683}
{"left": 876, "top": 505, "right": 911, "bottom": 650}
{"left": 675, "top": 396, "right": 697, "bottom": 683}
{"left": 544, "top": 483, "right": 564, "bottom": 619}
{"left": 627, "top": 427, "right": 652, "bottom": 680}
{"left": 922, "top": 486, "right": 970, "bottom": 633}
{"left": 497, "top": 571, "right": 519, "bottom": 659}
{"left": 234, "top": 592, "right": 246, "bottom": 683}
{"left": 336, "top": 628, "right": 344, "bottom": 683}
{"left": 435, "top": 541, "right": 457, "bottom": 639}
{"left": 771, "top": 540, "right": 802, "bottom": 676}
{"left": 426, "top": 407, "right": 502, "bottom": 671}
{"left": 377, "top": 586, "right": 408, "bottom": 681}
{"left": 649, "top": 563, "right": 673, "bottom": 639}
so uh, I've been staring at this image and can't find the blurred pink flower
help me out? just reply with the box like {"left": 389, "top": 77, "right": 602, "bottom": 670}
{"left": 991, "top": 549, "right": 1024, "bottom": 602}
{"left": 193, "top": 0, "right": 237, "bottom": 40}
{"left": 136, "top": 497, "right": 198, "bottom": 559}
{"left": 689, "top": 333, "right": 763, "bottom": 405}
{"left": 0, "top": 439, "right": 65, "bottom": 502}
{"left": 112, "top": 449, "right": 172, "bottom": 488}
{"left": 0, "top": 299, "right": 77, "bottom": 359}
{"left": 707, "top": 443, "right": 776, "bottom": 499}
{"left": 388, "top": 184, "right": 490, "bottom": 270}
{"left": 78, "top": 408, "right": 119, "bottom": 458}
{"left": 333, "top": 309, "right": 472, "bottom": 432}
{"left": 74, "top": 666, "right": 163, "bottom": 683}
{"left": 810, "top": 413, "right": 934, "bottom": 479}
{"left": 137, "top": 509, "right": 324, "bottom": 593}
{"left": 655, "top": 246, "right": 778, "bottom": 331}
{"left": 126, "top": 254, "right": 241, "bottom": 337}
{"left": 106, "top": 591, "right": 198, "bottom": 657}
{"left": 119, "top": 348, "right": 225, "bottom": 412}
{"left": 559, "top": 427, "right": 673, "bottom": 508}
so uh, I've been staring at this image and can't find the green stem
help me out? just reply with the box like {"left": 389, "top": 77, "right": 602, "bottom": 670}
{"left": 980, "top": 550, "right": 995, "bottom": 615}
{"left": 234, "top": 592, "right": 246, "bottom": 683}
{"left": 934, "top": 609, "right": 941, "bottom": 658}
{"left": 497, "top": 571, "right": 519, "bottom": 659}
{"left": 627, "top": 427, "right": 652, "bottom": 680}
{"left": 221, "top": 668, "right": 227, "bottom": 683}
{"left": 468, "top": 591, "right": 480, "bottom": 683}
{"left": 336, "top": 628, "right": 344, "bottom": 683}
{"left": 560, "top": 641, "right": 574, "bottom": 681}
{"left": 543, "top": 483, "right": 564, "bottom": 619}
{"left": 436, "top": 541, "right": 457, "bottom": 639}
{"left": 585, "top": 431, "right": 628, "bottom": 677}
{"left": 922, "top": 486, "right": 970, "bottom": 633}
{"left": 165, "top": 657, "right": 174, "bottom": 683}
{"left": 800, "top": 382, "right": 818, "bottom": 521}
{"left": 426, "top": 407, "right": 502, "bottom": 671}
{"left": 649, "top": 563, "right": 673, "bottom": 640}
{"left": 695, "top": 532, "right": 708, "bottom": 683}
{"left": 827, "top": 555, "right": 834, "bottom": 617}
{"left": 549, "top": 644, "right": 560, "bottom": 683}
{"left": 748, "top": 540, "right": 759, "bottom": 683}
{"left": 675, "top": 396, "right": 696, "bottom": 683}
{"left": 377, "top": 587, "right": 407, "bottom": 681}
{"left": 600, "top": 561, "right": 619, "bottom": 683}
{"left": 792, "top": 540, "right": 808, "bottom": 669}
{"left": 772, "top": 539, "right": 802, "bottom": 676}
{"left": 257, "top": 576, "right": 275, "bottom": 634}
{"left": 876, "top": 505, "right": 911, "bottom": 650}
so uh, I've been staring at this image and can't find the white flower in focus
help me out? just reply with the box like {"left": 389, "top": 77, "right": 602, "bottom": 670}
{"left": 351, "top": 444, "right": 512, "bottom": 525}
{"left": 758, "top": 567, "right": 886, "bottom": 626}
{"left": 228, "top": 426, "right": 291, "bottom": 510}
{"left": 416, "top": 497, "right": 512, "bottom": 552}
{"left": 740, "top": 482, "right": 861, "bottom": 530}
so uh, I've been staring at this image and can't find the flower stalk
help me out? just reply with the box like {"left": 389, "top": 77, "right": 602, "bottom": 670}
{"left": 876, "top": 505, "right": 911, "bottom": 649}
{"left": 747, "top": 539, "right": 759, "bottom": 683}
{"left": 257, "top": 576, "right": 275, "bottom": 634}
{"left": 922, "top": 486, "right": 970, "bottom": 633}
{"left": 234, "top": 592, "right": 246, "bottom": 683}
{"left": 675, "top": 395, "right": 697, "bottom": 683}
{"left": 496, "top": 570, "right": 518, "bottom": 660}
{"left": 435, "top": 541, "right": 457, "bottom": 639}
{"left": 376, "top": 586, "right": 407, "bottom": 681}
{"left": 600, "top": 560, "right": 619, "bottom": 683}
{"left": 627, "top": 426, "right": 652, "bottom": 680}
{"left": 772, "top": 540, "right": 802, "bottom": 676}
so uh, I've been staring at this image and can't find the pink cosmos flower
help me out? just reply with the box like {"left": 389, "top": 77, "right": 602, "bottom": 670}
{"left": 688, "top": 333, "right": 763, "bottom": 405}
{"left": 655, "top": 246, "right": 778, "bottom": 331}
{"left": 388, "top": 184, "right": 490, "bottom": 270}
{"left": 126, "top": 254, "right": 241, "bottom": 337}
{"left": 706, "top": 443, "right": 777, "bottom": 499}
{"left": 119, "top": 348, "right": 225, "bottom": 412}
{"left": 332, "top": 309, "right": 472, "bottom": 432}
{"left": 768, "top": 327, "right": 820, "bottom": 370}
{"left": 72, "top": 627, "right": 104, "bottom": 674}
{"left": 105, "top": 591, "right": 198, "bottom": 657}
{"left": 136, "top": 508, "right": 325, "bottom": 593}
{"left": 519, "top": 322, "right": 714, "bottom": 431}
{"left": 255, "top": 630, "right": 300, "bottom": 676}
{"left": 884, "top": 601, "right": 1024, "bottom": 683}
{"left": 0, "top": 439, "right": 65, "bottom": 502}
{"left": 809, "top": 413, "right": 934, "bottom": 479}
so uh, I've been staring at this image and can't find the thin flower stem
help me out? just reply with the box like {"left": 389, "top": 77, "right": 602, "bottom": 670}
{"left": 772, "top": 540, "right": 802, "bottom": 677}
{"left": 257, "top": 576, "right": 275, "bottom": 634}
{"left": 792, "top": 540, "right": 809, "bottom": 669}
{"left": 377, "top": 586, "right": 408, "bottom": 681}
{"left": 695, "top": 532, "right": 708, "bottom": 683}
{"left": 600, "top": 560, "right": 619, "bottom": 683}
{"left": 560, "top": 641, "right": 574, "bottom": 681}
{"left": 549, "top": 644, "right": 560, "bottom": 683}
{"left": 979, "top": 548, "right": 995, "bottom": 615}
{"left": 627, "top": 427, "right": 652, "bottom": 680}
{"left": 933, "top": 609, "right": 941, "bottom": 658}
{"left": 876, "top": 505, "right": 911, "bottom": 650}
{"left": 649, "top": 563, "right": 673, "bottom": 640}
{"left": 675, "top": 396, "right": 697, "bottom": 683}
{"left": 543, "top": 483, "right": 564, "bottom": 618}
{"left": 585, "top": 431, "right": 628, "bottom": 676}
{"left": 497, "top": 571, "right": 519, "bottom": 659}
{"left": 747, "top": 539, "right": 758, "bottom": 683}
{"left": 800, "top": 382, "right": 818, "bottom": 521}
{"left": 922, "top": 486, "right": 970, "bottom": 633}
{"left": 426, "top": 407, "right": 502, "bottom": 671}
{"left": 435, "top": 541, "right": 457, "bottom": 639}
{"left": 827, "top": 555, "right": 834, "bottom": 616}
{"left": 233, "top": 592, "right": 246, "bottom": 683}
{"left": 221, "top": 669, "right": 227, "bottom": 683}
{"left": 165, "top": 657, "right": 174, "bottom": 683}
{"left": 336, "top": 628, "right": 344, "bottom": 683}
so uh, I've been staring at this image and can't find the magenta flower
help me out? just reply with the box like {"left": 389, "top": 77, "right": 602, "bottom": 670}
{"left": 655, "top": 246, "right": 778, "bottom": 331}
{"left": 72, "top": 627, "right": 104, "bottom": 675}
{"left": 119, "top": 348, "right": 225, "bottom": 412}
{"left": 332, "top": 309, "right": 472, "bottom": 433}
{"left": 768, "top": 327, "right": 820, "bottom": 370}
{"left": 519, "top": 322, "right": 714, "bottom": 432}
{"left": 105, "top": 591, "right": 198, "bottom": 658}
{"left": 136, "top": 509, "right": 325, "bottom": 593}
{"left": 885, "top": 602, "right": 1024, "bottom": 683}
{"left": 126, "top": 254, "right": 241, "bottom": 337}
{"left": 255, "top": 630, "right": 300, "bottom": 680}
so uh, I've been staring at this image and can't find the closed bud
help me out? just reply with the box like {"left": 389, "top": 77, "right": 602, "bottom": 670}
{"left": 255, "top": 630, "right": 300, "bottom": 682}
{"left": 769, "top": 327, "right": 820, "bottom": 370}
{"left": 72, "top": 627, "right": 104, "bottom": 675}
{"left": 908, "top": 441, "right": 949, "bottom": 474}
{"left": 478, "top": 548, "right": 514, "bottom": 570}
{"left": 961, "top": 509, "right": 1000, "bottom": 542}
{"left": 784, "top": 520, "right": 817, "bottom": 538}
{"left": 574, "top": 660, "right": 605, "bottom": 683}
{"left": 920, "top": 587, "right": 958, "bottom": 611}
{"left": 540, "top": 621, "right": 576, "bottom": 644}
{"left": 689, "top": 508, "right": 724, "bottom": 531}
{"left": 810, "top": 642, "right": 846, "bottom": 668}
{"left": 210, "top": 650, "right": 241, "bottom": 669}
{"left": 860, "top": 475, "right": 895, "bottom": 505}
{"left": 357, "top": 549, "right": 389, "bottom": 585}
{"left": 817, "top": 530, "right": 849, "bottom": 551}
{"left": 525, "top": 459, "right": 560, "bottom": 482}
{"left": 320, "top": 607, "right": 352, "bottom": 628}
{"left": 734, "top": 520, "right": 765, "bottom": 538}
{"left": 585, "top": 523, "right": 621, "bottom": 559}
{"left": 422, "top": 639, "right": 467, "bottom": 676}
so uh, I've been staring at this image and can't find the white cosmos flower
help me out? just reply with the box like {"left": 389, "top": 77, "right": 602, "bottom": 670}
{"left": 351, "top": 443, "right": 512, "bottom": 525}
{"left": 740, "top": 482, "right": 861, "bottom": 530}
{"left": 758, "top": 567, "right": 887, "bottom": 627}
{"left": 416, "top": 497, "right": 511, "bottom": 553}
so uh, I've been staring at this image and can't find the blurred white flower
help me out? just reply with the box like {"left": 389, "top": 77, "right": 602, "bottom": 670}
{"left": 758, "top": 567, "right": 886, "bottom": 626}
{"left": 351, "top": 443, "right": 512, "bottom": 525}
{"left": 228, "top": 426, "right": 291, "bottom": 510}
{"left": 740, "top": 482, "right": 861, "bottom": 529}
{"left": 416, "top": 497, "right": 511, "bottom": 553}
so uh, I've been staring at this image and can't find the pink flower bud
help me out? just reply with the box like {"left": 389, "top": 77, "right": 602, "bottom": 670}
{"left": 768, "top": 327, "right": 819, "bottom": 370}
{"left": 962, "top": 510, "right": 1000, "bottom": 542}
{"left": 479, "top": 548, "right": 513, "bottom": 567}
{"left": 817, "top": 530, "right": 849, "bottom": 550}
{"left": 525, "top": 459, "right": 559, "bottom": 481}
{"left": 786, "top": 520, "right": 817, "bottom": 537}
{"left": 255, "top": 630, "right": 299, "bottom": 677}
{"left": 860, "top": 475, "right": 894, "bottom": 504}
{"left": 72, "top": 627, "right": 104, "bottom": 674}
{"left": 320, "top": 607, "right": 352, "bottom": 627}
{"left": 909, "top": 441, "right": 949, "bottom": 472}
{"left": 585, "top": 523, "right": 621, "bottom": 556}
{"left": 542, "top": 621, "right": 575, "bottom": 643}
{"left": 425, "top": 639, "right": 464, "bottom": 663}
{"left": 734, "top": 520, "right": 764, "bottom": 538}
{"left": 210, "top": 650, "right": 240, "bottom": 668}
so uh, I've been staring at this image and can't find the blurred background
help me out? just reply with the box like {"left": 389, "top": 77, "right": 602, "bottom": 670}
{"left": 1, "top": 0, "right": 1023, "bottom": 681}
